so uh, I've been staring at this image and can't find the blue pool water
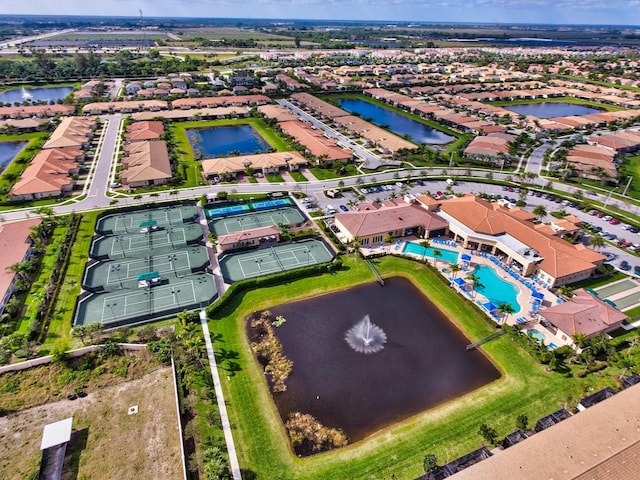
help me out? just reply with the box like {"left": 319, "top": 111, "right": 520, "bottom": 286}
{"left": 338, "top": 98, "right": 455, "bottom": 145}
{"left": 186, "top": 125, "right": 270, "bottom": 157}
{"left": 0, "top": 141, "right": 27, "bottom": 174}
{"left": 471, "top": 265, "right": 521, "bottom": 313}
{"left": 0, "top": 86, "right": 73, "bottom": 104}
{"left": 402, "top": 242, "right": 459, "bottom": 264}
{"left": 527, "top": 328, "right": 547, "bottom": 343}
{"left": 504, "top": 102, "right": 602, "bottom": 119}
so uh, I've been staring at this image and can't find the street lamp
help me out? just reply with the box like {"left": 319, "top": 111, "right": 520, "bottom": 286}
{"left": 106, "top": 302, "right": 117, "bottom": 321}
{"left": 110, "top": 264, "right": 123, "bottom": 288}
{"left": 168, "top": 254, "right": 177, "bottom": 277}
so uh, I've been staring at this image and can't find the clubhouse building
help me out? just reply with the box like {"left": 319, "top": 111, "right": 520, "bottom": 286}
{"left": 333, "top": 193, "right": 604, "bottom": 288}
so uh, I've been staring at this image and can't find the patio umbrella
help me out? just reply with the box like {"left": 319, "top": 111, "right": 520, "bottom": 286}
{"left": 461, "top": 254, "right": 472, "bottom": 261}
{"left": 531, "top": 291, "right": 544, "bottom": 300}
{"left": 483, "top": 301, "right": 497, "bottom": 312}
{"left": 453, "top": 278, "right": 467, "bottom": 287}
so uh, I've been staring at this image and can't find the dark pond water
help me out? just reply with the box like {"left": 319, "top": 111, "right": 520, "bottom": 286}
{"left": 0, "top": 86, "right": 73, "bottom": 104}
{"left": 256, "top": 276, "right": 500, "bottom": 443}
{"left": 186, "top": 125, "right": 270, "bottom": 157}
{"left": 0, "top": 141, "right": 27, "bottom": 173}
{"left": 338, "top": 98, "right": 454, "bottom": 144}
{"left": 504, "top": 102, "right": 602, "bottom": 119}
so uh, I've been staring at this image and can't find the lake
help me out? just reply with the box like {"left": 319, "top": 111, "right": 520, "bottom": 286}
{"left": 256, "top": 277, "right": 499, "bottom": 444}
{"left": 186, "top": 125, "right": 270, "bottom": 157}
{"left": 338, "top": 98, "right": 455, "bottom": 144}
{"left": 0, "top": 141, "right": 27, "bottom": 173}
{"left": 0, "top": 86, "right": 74, "bottom": 104}
{"left": 504, "top": 102, "right": 603, "bottom": 119}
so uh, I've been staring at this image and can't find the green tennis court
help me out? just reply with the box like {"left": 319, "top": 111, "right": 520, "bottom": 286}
{"left": 209, "top": 206, "right": 305, "bottom": 236}
{"left": 96, "top": 205, "right": 199, "bottom": 235}
{"left": 74, "top": 275, "right": 217, "bottom": 327}
{"left": 219, "top": 239, "right": 334, "bottom": 282}
{"left": 594, "top": 279, "right": 638, "bottom": 298}
{"left": 611, "top": 291, "right": 640, "bottom": 311}
{"left": 83, "top": 246, "right": 210, "bottom": 291}
{"left": 91, "top": 224, "right": 204, "bottom": 260}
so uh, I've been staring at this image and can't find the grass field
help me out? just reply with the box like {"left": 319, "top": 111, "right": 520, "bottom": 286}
{"left": 208, "top": 255, "right": 616, "bottom": 479}
{"left": 0, "top": 366, "right": 182, "bottom": 480}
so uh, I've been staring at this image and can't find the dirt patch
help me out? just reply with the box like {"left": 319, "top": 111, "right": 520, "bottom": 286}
{"left": 0, "top": 367, "right": 183, "bottom": 480}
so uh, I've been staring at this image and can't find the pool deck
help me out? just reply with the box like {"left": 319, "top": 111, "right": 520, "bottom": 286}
{"left": 363, "top": 237, "right": 568, "bottom": 349}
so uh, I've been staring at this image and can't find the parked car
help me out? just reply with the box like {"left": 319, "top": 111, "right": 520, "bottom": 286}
{"left": 604, "top": 253, "right": 616, "bottom": 262}
{"left": 339, "top": 204, "right": 348, "bottom": 212}
{"left": 629, "top": 227, "right": 640, "bottom": 234}
{"left": 620, "top": 260, "right": 631, "bottom": 271}
{"left": 603, "top": 215, "right": 613, "bottom": 221}
{"left": 634, "top": 265, "right": 640, "bottom": 276}
{"left": 610, "top": 219, "right": 621, "bottom": 225}
{"left": 620, "top": 240, "right": 632, "bottom": 248}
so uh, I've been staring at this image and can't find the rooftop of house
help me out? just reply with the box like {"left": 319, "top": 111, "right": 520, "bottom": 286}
{"left": 539, "top": 288, "right": 627, "bottom": 338}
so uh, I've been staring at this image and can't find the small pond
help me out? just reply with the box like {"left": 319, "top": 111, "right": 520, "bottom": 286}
{"left": 0, "top": 86, "right": 73, "bottom": 104}
{"left": 186, "top": 125, "right": 270, "bottom": 157}
{"left": 503, "top": 102, "right": 603, "bottom": 119}
{"left": 253, "top": 276, "right": 500, "bottom": 443}
{"left": 0, "top": 141, "right": 27, "bottom": 174}
{"left": 338, "top": 98, "right": 454, "bottom": 144}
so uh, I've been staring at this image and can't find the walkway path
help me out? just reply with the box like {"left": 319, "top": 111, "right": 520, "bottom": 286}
{"left": 200, "top": 311, "right": 242, "bottom": 480}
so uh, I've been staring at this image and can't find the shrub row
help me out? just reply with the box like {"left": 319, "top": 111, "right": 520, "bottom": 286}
{"left": 32, "top": 215, "right": 82, "bottom": 341}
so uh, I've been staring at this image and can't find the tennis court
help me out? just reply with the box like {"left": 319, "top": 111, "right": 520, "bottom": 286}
{"left": 609, "top": 291, "right": 640, "bottom": 311}
{"left": 594, "top": 279, "right": 638, "bottom": 298}
{"left": 219, "top": 239, "right": 334, "bottom": 282}
{"left": 209, "top": 206, "right": 305, "bottom": 236}
{"left": 83, "top": 246, "right": 210, "bottom": 291}
{"left": 91, "top": 224, "right": 204, "bottom": 260}
{"left": 74, "top": 275, "right": 217, "bottom": 327}
{"left": 96, "top": 205, "right": 199, "bottom": 235}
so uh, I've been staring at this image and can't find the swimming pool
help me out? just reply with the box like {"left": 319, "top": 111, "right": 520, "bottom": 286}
{"left": 471, "top": 265, "right": 521, "bottom": 313}
{"left": 402, "top": 242, "right": 459, "bottom": 264}
{"left": 527, "top": 328, "right": 547, "bottom": 343}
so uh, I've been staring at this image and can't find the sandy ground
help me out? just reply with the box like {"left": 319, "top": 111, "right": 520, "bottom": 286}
{"left": 0, "top": 367, "right": 183, "bottom": 480}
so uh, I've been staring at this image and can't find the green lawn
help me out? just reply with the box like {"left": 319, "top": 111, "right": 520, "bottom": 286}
{"left": 622, "top": 154, "right": 640, "bottom": 201}
{"left": 289, "top": 171, "right": 308, "bottom": 183}
{"left": 208, "top": 255, "right": 611, "bottom": 480}
{"left": 170, "top": 118, "right": 294, "bottom": 188}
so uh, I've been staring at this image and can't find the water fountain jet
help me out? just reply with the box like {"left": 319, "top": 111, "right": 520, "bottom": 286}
{"left": 344, "top": 314, "right": 387, "bottom": 354}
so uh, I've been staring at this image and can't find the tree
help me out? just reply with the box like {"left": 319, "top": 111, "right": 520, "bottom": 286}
{"left": 71, "top": 325, "right": 88, "bottom": 345}
{"left": 450, "top": 263, "right": 461, "bottom": 280}
{"left": 423, "top": 454, "right": 439, "bottom": 473}
{"left": 465, "top": 273, "right": 484, "bottom": 298}
{"left": 516, "top": 414, "right": 529, "bottom": 432}
{"left": 497, "top": 302, "right": 515, "bottom": 325}
{"left": 432, "top": 249, "right": 442, "bottom": 269}
{"left": 419, "top": 240, "right": 431, "bottom": 263}
{"left": 588, "top": 235, "right": 606, "bottom": 252}
{"left": 532, "top": 204, "right": 547, "bottom": 222}
{"left": 478, "top": 422, "right": 498, "bottom": 445}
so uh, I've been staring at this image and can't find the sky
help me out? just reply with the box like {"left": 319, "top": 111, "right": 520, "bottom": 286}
{"left": 0, "top": 0, "right": 638, "bottom": 26}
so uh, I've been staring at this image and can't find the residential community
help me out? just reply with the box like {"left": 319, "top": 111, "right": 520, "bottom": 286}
{"left": 1, "top": 12, "right": 640, "bottom": 480}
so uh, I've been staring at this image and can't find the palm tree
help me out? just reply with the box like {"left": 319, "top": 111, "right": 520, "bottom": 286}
{"left": 465, "top": 273, "right": 484, "bottom": 298}
{"left": 450, "top": 263, "right": 461, "bottom": 280}
{"left": 497, "top": 303, "right": 516, "bottom": 325}
{"left": 432, "top": 249, "right": 442, "bottom": 269}
{"left": 532, "top": 204, "right": 547, "bottom": 222}
{"left": 589, "top": 235, "right": 606, "bottom": 252}
{"left": 419, "top": 240, "right": 431, "bottom": 262}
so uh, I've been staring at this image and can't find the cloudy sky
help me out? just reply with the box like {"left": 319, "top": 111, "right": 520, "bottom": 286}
{"left": 0, "top": 0, "right": 637, "bottom": 25}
